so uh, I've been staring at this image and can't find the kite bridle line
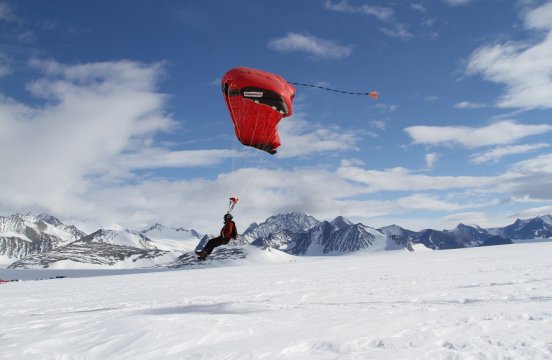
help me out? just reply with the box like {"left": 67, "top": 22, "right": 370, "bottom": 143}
{"left": 224, "top": 82, "right": 272, "bottom": 213}
{"left": 289, "top": 82, "right": 379, "bottom": 99}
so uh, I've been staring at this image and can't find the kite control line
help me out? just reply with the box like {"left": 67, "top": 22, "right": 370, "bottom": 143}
{"left": 228, "top": 196, "right": 239, "bottom": 214}
{"left": 289, "top": 82, "right": 379, "bottom": 99}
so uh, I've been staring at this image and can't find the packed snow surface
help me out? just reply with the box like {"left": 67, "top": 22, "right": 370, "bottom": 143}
{"left": 1, "top": 242, "right": 551, "bottom": 359}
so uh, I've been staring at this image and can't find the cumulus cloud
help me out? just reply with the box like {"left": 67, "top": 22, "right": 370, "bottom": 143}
{"left": 501, "top": 153, "right": 552, "bottom": 201}
{"left": 63, "top": 168, "right": 454, "bottom": 232}
{"left": 466, "top": 2, "right": 552, "bottom": 109}
{"left": 0, "top": 59, "right": 175, "bottom": 214}
{"left": 405, "top": 120, "right": 552, "bottom": 148}
{"left": 277, "top": 116, "right": 360, "bottom": 158}
{"left": 470, "top": 143, "right": 549, "bottom": 164}
{"left": 268, "top": 32, "right": 352, "bottom": 60}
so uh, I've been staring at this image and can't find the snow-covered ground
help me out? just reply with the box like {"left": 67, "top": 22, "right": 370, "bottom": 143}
{"left": 1, "top": 242, "right": 551, "bottom": 359}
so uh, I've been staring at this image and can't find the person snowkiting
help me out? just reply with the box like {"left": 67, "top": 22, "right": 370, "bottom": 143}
{"left": 196, "top": 213, "right": 238, "bottom": 260}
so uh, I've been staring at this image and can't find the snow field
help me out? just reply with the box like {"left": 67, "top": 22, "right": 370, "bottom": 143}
{"left": 1, "top": 242, "right": 551, "bottom": 359}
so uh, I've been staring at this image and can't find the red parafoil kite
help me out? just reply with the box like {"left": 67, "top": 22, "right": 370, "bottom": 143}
{"left": 222, "top": 67, "right": 296, "bottom": 155}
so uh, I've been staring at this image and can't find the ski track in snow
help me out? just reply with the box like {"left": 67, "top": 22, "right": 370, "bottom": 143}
{"left": 1, "top": 243, "right": 552, "bottom": 359}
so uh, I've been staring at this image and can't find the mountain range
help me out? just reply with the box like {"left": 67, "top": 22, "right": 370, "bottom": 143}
{"left": 1, "top": 212, "right": 551, "bottom": 269}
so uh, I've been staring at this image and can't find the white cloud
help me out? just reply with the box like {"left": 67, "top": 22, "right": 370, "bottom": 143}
{"left": 369, "top": 120, "right": 386, "bottom": 130}
{"left": 510, "top": 205, "right": 552, "bottom": 219}
{"left": 454, "top": 101, "right": 486, "bottom": 109}
{"left": 324, "top": 0, "right": 412, "bottom": 39}
{"left": 277, "top": 116, "right": 360, "bottom": 158}
{"left": 340, "top": 158, "right": 364, "bottom": 167}
{"left": 425, "top": 153, "right": 438, "bottom": 168}
{"left": 0, "top": 59, "right": 174, "bottom": 214}
{"left": 470, "top": 143, "right": 549, "bottom": 164}
{"left": 46, "top": 167, "right": 459, "bottom": 232}
{"left": 268, "top": 32, "right": 352, "bottom": 60}
{"left": 324, "top": 0, "right": 394, "bottom": 22}
{"left": 440, "top": 212, "right": 489, "bottom": 226}
{"left": 116, "top": 148, "right": 233, "bottom": 170}
{"left": 512, "top": 152, "right": 552, "bottom": 174}
{"left": 499, "top": 152, "right": 552, "bottom": 201}
{"left": 405, "top": 120, "right": 552, "bottom": 148}
{"left": 524, "top": 1, "right": 552, "bottom": 30}
{"left": 380, "top": 25, "right": 414, "bottom": 40}
{"left": 443, "top": 0, "right": 473, "bottom": 6}
{"left": 337, "top": 166, "right": 495, "bottom": 192}
{"left": 396, "top": 194, "right": 463, "bottom": 211}
{"left": 466, "top": 2, "right": 552, "bottom": 109}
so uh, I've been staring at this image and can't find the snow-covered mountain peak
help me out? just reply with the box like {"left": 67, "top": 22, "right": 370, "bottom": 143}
{"left": 243, "top": 222, "right": 259, "bottom": 234}
{"left": 37, "top": 213, "right": 64, "bottom": 227}
{"left": 240, "top": 212, "right": 319, "bottom": 244}
{"left": 265, "top": 212, "right": 319, "bottom": 227}
{"left": 144, "top": 223, "right": 165, "bottom": 232}
{"left": 140, "top": 224, "right": 203, "bottom": 251}
{"left": 539, "top": 214, "right": 552, "bottom": 225}
{"left": 80, "top": 229, "right": 157, "bottom": 250}
{"left": 330, "top": 216, "right": 353, "bottom": 229}
{"left": 0, "top": 213, "right": 38, "bottom": 232}
{"left": 511, "top": 218, "right": 531, "bottom": 231}
{"left": 378, "top": 224, "right": 408, "bottom": 236}
{"left": 0, "top": 213, "right": 83, "bottom": 239}
{"left": 141, "top": 224, "right": 202, "bottom": 240}
{"left": 1, "top": 213, "right": 87, "bottom": 266}
{"left": 453, "top": 223, "right": 486, "bottom": 233}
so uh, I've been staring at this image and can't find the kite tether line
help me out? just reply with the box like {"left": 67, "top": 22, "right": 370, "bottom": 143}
{"left": 288, "top": 82, "right": 379, "bottom": 99}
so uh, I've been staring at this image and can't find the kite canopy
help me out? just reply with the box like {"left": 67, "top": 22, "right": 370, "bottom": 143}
{"left": 222, "top": 67, "right": 296, "bottom": 155}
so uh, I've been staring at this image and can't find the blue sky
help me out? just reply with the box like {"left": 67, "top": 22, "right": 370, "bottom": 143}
{"left": 1, "top": 0, "right": 551, "bottom": 233}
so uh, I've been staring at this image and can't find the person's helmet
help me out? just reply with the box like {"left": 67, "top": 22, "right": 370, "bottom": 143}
{"left": 224, "top": 213, "right": 233, "bottom": 221}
